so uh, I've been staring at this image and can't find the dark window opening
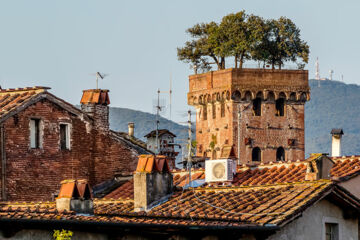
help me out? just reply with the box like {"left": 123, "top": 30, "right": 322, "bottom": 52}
{"left": 275, "top": 98, "right": 285, "bottom": 116}
{"left": 212, "top": 104, "right": 216, "bottom": 119}
{"left": 203, "top": 105, "right": 207, "bottom": 120}
{"left": 276, "top": 147, "right": 285, "bottom": 161}
{"left": 252, "top": 147, "right": 261, "bottom": 162}
{"left": 221, "top": 102, "right": 225, "bottom": 117}
{"left": 325, "top": 223, "right": 338, "bottom": 240}
{"left": 60, "top": 124, "right": 69, "bottom": 150}
{"left": 30, "top": 119, "right": 40, "bottom": 149}
{"left": 252, "top": 98, "right": 261, "bottom": 116}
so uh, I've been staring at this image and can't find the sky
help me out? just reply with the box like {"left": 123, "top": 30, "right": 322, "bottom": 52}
{"left": 0, "top": 0, "right": 359, "bottom": 123}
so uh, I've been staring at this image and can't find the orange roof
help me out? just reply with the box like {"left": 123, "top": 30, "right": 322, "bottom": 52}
{"left": 135, "top": 155, "right": 170, "bottom": 173}
{"left": 1, "top": 181, "right": 353, "bottom": 229}
{"left": 331, "top": 155, "right": 360, "bottom": 180}
{"left": 0, "top": 87, "right": 49, "bottom": 118}
{"left": 80, "top": 89, "right": 110, "bottom": 105}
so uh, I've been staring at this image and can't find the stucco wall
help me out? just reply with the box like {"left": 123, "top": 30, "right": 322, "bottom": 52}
{"left": 267, "top": 198, "right": 358, "bottom": 240}
{"left": 340, "top": 176, "right": 360, "bottom": 200}
{"left": 0, "top": 229, "right": 107, "bottom": 240}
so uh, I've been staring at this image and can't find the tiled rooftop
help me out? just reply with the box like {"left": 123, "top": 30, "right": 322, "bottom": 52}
{"left": 331, "top": 155, "right": 360, "bottom": 180}
{"left": 0, "top": 87, "right": 49, "bottom": 118}
{"left": 103, "top": 179, "right": 134, "bottom": 200}
{"left": 0, "top": 181, "right": 337, "bottom": 228}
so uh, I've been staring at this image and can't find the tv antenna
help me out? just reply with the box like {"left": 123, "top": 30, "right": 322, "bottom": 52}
{"left": 90, "top": 72, "right": 108, "bottom": 89}
{"left": 153, "top": 89, "right": 166, "bottom": 154}
{"left": 329, "top": 70, "right": 334, "bottom": 80}
{"left": 157, "top": 75, "right": 173, "bottom": 120}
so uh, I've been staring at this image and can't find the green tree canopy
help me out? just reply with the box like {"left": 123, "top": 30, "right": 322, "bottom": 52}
{"left": 177, "top": 11, "right": 310, "bottom": 72}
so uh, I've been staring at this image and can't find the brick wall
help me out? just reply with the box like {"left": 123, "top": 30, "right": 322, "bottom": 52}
{"left": 188, "top": 68, "right": 309, "bottom": 164}
{"left": 0, "top": 99, "right": 141, "bottom": 201}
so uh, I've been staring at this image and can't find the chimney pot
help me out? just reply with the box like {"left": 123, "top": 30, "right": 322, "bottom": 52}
{"left": 56, "top": 179, "right": 93, "bottom": 214}
{"left": 331, "top": 129, "right": 344, "bottom": 157}
{"left": 133, "top": 155, "right": 172, "bottom": 212}
{"left": 128, "top": 122, "right": 135, "bottom": 137}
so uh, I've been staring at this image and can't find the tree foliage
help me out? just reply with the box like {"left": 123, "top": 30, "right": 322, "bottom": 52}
{"left": 53, "top": 230, "right": 73, "bottom": 240}
{"left": 177, "top": 11, "right": 309, "bottom": 72}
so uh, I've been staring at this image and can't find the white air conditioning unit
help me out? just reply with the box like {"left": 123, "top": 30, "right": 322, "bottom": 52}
{"left": 205, "top": 159, "right": 235, "bottom": 183}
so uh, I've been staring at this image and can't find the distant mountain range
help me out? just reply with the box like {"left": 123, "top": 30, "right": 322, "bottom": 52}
{"left": 109, "top": 79, "right": 360, "bottom": 159}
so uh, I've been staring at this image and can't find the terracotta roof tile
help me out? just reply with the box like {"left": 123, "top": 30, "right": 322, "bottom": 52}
{"left": 331, "top": 156, "right": 360, "bottom": 179}
{"left": 0, "top": 87, "right": 48, "bottom": 118}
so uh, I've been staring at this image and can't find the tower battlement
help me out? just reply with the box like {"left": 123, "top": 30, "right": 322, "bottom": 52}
{"left": 188, "top": 68, "right": 309, "bottom": 164}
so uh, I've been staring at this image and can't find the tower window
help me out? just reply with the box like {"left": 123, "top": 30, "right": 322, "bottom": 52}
{"left": 30, "top": 119, "right": 41, "bottom": 149}
{"left": 203, "top": 105, "right": 207, "bottom": 120}
{"left": 276, "top": 147, "right": 285, "bottom": 161}
{"left": 221, "top": 102, "right": 225, "bottom": 117}
{"left": 252, "top": 147, "right": 261, "bottom": 162}
{"left": 252, "top": 98, "right": 261, "bottom": 116}
{"left": 212, "top": 104, "right": 216, "bottom": 119}
{"left": 275, "top": 98, "right": 285, "bottom": 116}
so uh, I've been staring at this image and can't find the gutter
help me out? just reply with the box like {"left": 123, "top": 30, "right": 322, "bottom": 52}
{"left": 0, "top": 124, "right": 6, "bottom": 201}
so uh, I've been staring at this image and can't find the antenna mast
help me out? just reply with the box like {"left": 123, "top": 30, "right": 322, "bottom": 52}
{"left": 237, "top": 105, "right": 241, "bottom": 165}
{"left": 187, "top": 110, "right": 192, "bottom": 187}
{"left": 169, "top": 74, "right": 172, "bottom": 121}
{"left": 94, "top": 72, "right": 108, "bottom": 89}
{"left": 315, "top": 57, "right": 320, "bottom": 80}
{"left": 155, "top": 89, "right": 160, "bottom": 154}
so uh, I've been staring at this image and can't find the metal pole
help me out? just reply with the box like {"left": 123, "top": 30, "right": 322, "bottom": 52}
{"left": 237, "top": 104, "right": 241, "bottom": 165}
{"left": 187, "top": 110, "right": 192, "bottom": 187}
{"left": 155, "top": 89, "right": 160, "bottom": 154}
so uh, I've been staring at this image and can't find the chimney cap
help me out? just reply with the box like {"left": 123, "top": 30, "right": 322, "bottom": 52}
{"left": 80, "top": 89, "right": 110, "bottom": 105}
{"left": 331, "top": 129, "right": 344, "bottom": 136}
{"left": 135, "top": 155, "right": 171, "bottom": 173}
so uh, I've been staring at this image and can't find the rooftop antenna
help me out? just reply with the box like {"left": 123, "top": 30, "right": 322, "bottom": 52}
{"left": 153, "top": 89, "right": 166, "bottom": 154}
{"left": 315, "top": 57, "right": 321, "bottom": 88}
{"left": 341, "top": 74, "right": 344, "bottom": 82}
{"left": 329, "top": 70, "right": 334, "bottom": 80}
{"left": 187, "top": 110, "right": 192, "bottom": 187}
{"left": 315, "top": 57, "right": 320, "bottom": 80}
{"left": 90, "top": 72, "right": 108, "bottom": 89}
{"left": 158, "top": 75, "right": 173, "bottom": 121}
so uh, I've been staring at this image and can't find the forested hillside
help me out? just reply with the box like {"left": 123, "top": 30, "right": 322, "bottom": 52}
{"left": 109, "top": 79, "right": 360, "bottom": 159}
{"left": 305, "top": 79, "right": 360, "bottom": 156}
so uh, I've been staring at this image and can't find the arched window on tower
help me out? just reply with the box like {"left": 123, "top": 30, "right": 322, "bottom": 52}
{"left": 252, "top": 98, "right": 261, "bottom": 116}
{"left": 203, "top": 105, "right": 207, "bottom": 120}
{"left": 212, "top": 103, "right": 216, "bottom": 119}
{"left": 275, "top": 98, "right": 285, "bottom": 116}
{"left": 221, "top": 101, "right": 225, "bottom": 117}
{"left": 252, "top": 147, "right": 261, "bottom": 162}
{"left": 276, "top": 147, "right": 285, "bottom": 161}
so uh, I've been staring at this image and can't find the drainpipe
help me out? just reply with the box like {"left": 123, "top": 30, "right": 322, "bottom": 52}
{"left": 1, "top": 124, "right": 6, "bottom": 200}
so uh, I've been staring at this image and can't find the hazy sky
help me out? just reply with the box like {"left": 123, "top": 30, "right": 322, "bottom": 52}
{"left": 0, "top": 0, "right": 358, "bottom": 123}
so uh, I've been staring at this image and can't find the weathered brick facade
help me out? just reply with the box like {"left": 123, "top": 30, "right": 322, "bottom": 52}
{"left": 188, "top": 68, "right": 310, "bottom": 164}
{"left": 0, "top": 88, "right": 150, "bottom": 201}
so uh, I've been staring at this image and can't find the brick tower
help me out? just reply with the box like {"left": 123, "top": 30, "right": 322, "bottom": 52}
{"left": 187, "top": 68, "right": 310, "bottom": 164}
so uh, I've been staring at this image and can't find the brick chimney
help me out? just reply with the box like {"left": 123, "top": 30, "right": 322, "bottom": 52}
{"left": 128, "top": 122, "right": 134, "bottom": 137}
{"left": 331, "top": 129, "right": 344, "bottom": 157}
{"left": 80, "top": 89, "right": 110, "bottom": 131}
{"left": 56, "top": 179, "right": 93, "bottom": 214}
{"left": 134, "top": 155, "right": 173, "bottom": 212}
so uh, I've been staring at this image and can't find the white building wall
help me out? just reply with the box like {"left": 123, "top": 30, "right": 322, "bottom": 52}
{"left": 267, "top": 198, "right": 358, "bottom": 240}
